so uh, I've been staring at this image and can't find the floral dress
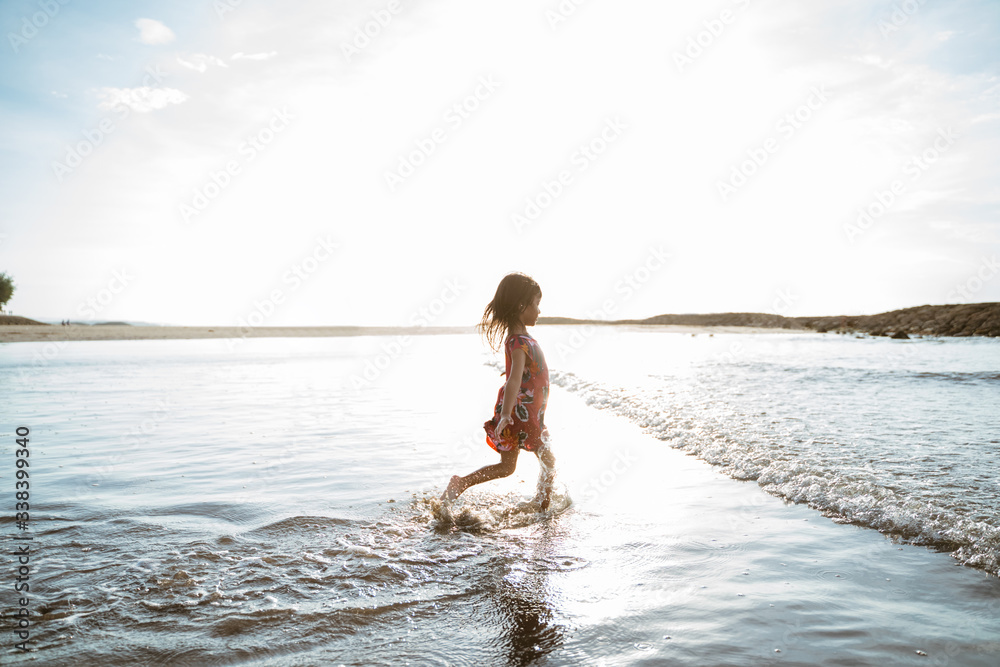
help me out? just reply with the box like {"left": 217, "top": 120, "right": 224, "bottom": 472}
{"left": 484, "top": 333, "right": 550, "bottom": 452}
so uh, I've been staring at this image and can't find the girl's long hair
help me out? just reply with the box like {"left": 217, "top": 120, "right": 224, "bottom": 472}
{"left": 478, "top": 273, "right": 541, "bottom": 351}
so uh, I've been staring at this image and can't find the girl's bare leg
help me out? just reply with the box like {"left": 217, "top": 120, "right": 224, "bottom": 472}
{"left": 442, "top": 447, "right": 519, "bottom": 501}
{"left": 535, "top": 445, "right": 556, "bottom": 511}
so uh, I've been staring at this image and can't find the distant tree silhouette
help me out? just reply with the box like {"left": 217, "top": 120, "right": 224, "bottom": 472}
{"left": 0, "top": 272, "right": 15, "bottom": 309}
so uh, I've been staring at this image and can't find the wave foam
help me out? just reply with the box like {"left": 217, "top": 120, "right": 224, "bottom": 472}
{"left": 550, "top": 369, "right": 1000, "bottom": 576}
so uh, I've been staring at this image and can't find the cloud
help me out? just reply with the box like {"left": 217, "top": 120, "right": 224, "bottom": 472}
{"left": 97, "top": 86, "right": 188, "bottom": 113}
{"left": 177, "top": 54, "right": 229, "bottom": 73}
{"left": 51, "top": 91, "right": 67, "bottom": 99}
{"left": 97, "top": 53, "right": 114, "bottom": 61}
{"left": 135, "top": 18, "right": 175, "bottom": 45}
{"left": 231, "top": 51, "right": 278, "bottom": 61}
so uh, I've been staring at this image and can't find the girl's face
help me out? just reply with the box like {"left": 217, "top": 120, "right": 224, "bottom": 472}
{"left": 520, "top": 293, "right": 541, "bottom": 327}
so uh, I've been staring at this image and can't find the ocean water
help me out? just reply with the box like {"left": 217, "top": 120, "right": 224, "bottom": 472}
{"left": 544, "top": 326, "right": 1000, "bottom": 574}
{"left": 1, "top": 328, "right": 998, "bottom": 666}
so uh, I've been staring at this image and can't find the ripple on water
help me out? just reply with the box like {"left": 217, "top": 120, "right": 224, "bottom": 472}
{"left": 532, "top": 555, "right": 590, "bottom": 572}
{"left": 10, "top": 488, "right": 578, "bottom": 665}
{"left": 670, "top": 538, "right": 749, "bottom": 574}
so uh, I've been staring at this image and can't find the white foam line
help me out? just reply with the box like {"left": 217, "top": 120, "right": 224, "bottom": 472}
{"left": 548, "top": 368, "right": 1000, "bottom": 575}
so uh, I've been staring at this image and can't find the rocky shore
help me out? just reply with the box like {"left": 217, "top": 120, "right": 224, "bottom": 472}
{"left": 540, "top": 302, "right": 1000, "bottom": 338}
{"left": 793, "top": 303, "right": 1000, "bottom": 337}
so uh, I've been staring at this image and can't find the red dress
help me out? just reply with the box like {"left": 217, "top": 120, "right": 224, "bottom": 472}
{"left": 484, "top": 333, "right": 550, "bottom": 452}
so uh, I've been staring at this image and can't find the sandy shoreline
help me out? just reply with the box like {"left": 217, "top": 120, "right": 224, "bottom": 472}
{"left": 0, "top": 324, "right": 477, "bottom": 343}
{"left": 0, "top": 323, "right": 805, "bottom": 343}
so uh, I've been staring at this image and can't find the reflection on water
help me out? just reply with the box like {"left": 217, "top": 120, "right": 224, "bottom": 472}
{"left": 427, "top": 494, "right": 574, "bottom": 665}
{"left": 495, "top": 563, "right": 564, "bottom": 665}
{"left": 490, "top": 527, "right": 569, "bottom": 666}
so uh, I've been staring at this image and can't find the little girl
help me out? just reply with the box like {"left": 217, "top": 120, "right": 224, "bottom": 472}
{"left": 442, "top": 273, "right": 556, "bottom": 510}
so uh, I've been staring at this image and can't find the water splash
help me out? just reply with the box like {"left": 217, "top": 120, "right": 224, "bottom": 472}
{"left": 417, "top": 487, "right": 573, "bottom": 534}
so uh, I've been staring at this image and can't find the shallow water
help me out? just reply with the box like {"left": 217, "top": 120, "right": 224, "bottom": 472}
{"left": 1, "top": 330, "right": 998, "bottom": 665}
{"left": 540, "top": 326, "right": 1000, "bottom": 574}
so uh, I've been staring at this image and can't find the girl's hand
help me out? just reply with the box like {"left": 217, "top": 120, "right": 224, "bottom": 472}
{"left": 496, "top": 414, "right": 512, "bottom": 439}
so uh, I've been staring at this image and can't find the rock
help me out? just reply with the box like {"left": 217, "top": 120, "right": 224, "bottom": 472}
{"left": 541, "top": 304, "right": 1000, "bottom": 338}
{"left": 794, "top": 304, "right": 1000, "bottom": 338}
{"left": 891, "top": 331, "right": 910, "bottom": 339}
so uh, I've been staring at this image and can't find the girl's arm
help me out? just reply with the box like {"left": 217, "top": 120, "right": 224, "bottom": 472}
{"left": 496, "top": 348, "right": 526, "bottom": 433}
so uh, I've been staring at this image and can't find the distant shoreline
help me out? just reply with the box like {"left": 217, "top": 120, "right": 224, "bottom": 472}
{"left": 0, "top": 323, "right": 798, "bottom": 343}
{"left": 1, "top": 302, "right": 997, "bottom": 342}
{"left": 0, "top": 324, "right": 478, "bottom": 343}
{"left": 541, "top": 302, "right": 1000, "bottom": 338}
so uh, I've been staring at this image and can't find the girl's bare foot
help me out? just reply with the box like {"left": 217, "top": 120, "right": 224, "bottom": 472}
{"left": 539, "top": 490, "right": 551, "bottom": 512}
{"left": 527, "top": 486, "right": 552, "bottom": 512}
{"left": 441, "top": 475, "right": 463, "bottom": 502}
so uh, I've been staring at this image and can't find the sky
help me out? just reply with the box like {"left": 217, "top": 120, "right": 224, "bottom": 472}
{"left": 1, "top": 0, "right": 998, "bottom": 326}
